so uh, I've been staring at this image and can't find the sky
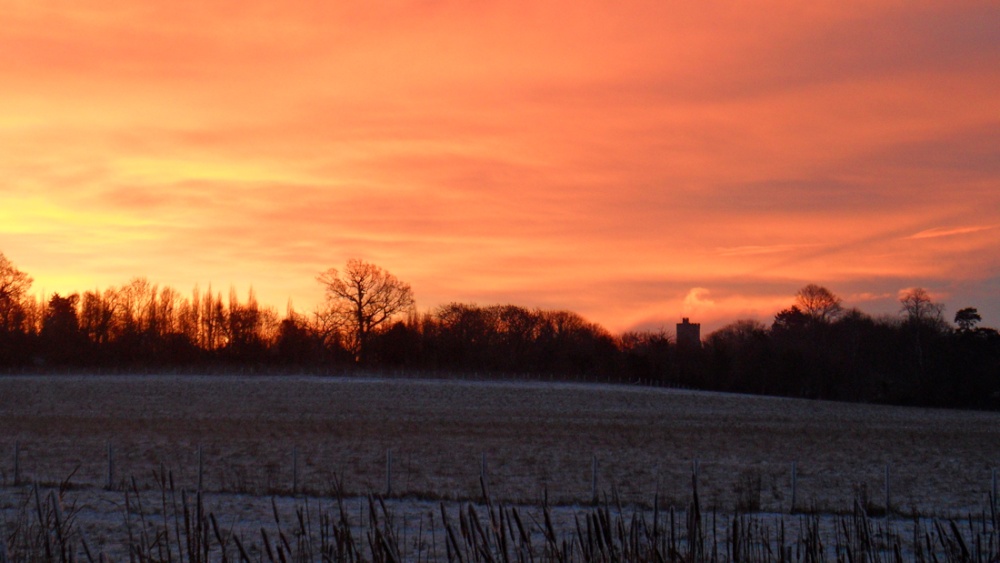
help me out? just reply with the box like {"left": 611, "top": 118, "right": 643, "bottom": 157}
{"left": 2, "top": 1, "right": 999, "bottom": 334}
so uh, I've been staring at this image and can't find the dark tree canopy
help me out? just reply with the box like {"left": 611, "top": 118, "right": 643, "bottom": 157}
{"left": 794, "top": 284, "right": 843, "bottom": 323}
{"left": 0, "top": 252, "right": 32, "bottom": 333}
{"left": 317, "top": 259, "right": 415, "bottom": 364}
{"left": 899, "top": 287, "right": 944, "bottom": 325}
{"left": 954, "top": 307, "right": 982, "bottom": 332}
{"left": 771, "top": 305, "right": 810, "bottom": 334}
{"left": 2, "top": 249, "right": 999, "bottom": 411}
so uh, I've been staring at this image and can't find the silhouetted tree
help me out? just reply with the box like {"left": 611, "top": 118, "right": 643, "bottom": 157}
{"left": 6, "top": 253, "right": 1000, "bottom": 410}
{"left": 79, "top": 289, "right": 112, "bottom": 346}
{"left": 119, "top": 277, "right": 157, "bottom": 337}
{"left": 176, "top": 287, "right": 196, "bottom": 345}
{"left": 618, "top": 330, "right": 672, "bottom": 382}
{"left": 275, "top": 308, "right": 336, "bottom": 365}
{"left": 771, "top": 305, "right": 810, "bottom": 335}
{"left": 430, "top": 303, "right": 492, "bottom": 370}
{"left": 899, "top": 287, "right": 944, "bottom": 326}
{"left": 155, "top": 286, "right": 180, "bottom": 336}
{"left": 19, "top": 295, "right": 45, "bottom": 337}
{"left": 42, "top": 293, "right": 79, "bottom": 335}
{"left": 0, "top": 252, "right": 32, "bottom": 334}
{"left": 945, "top": 325, "right": 994, "bottom": 406}
{"left": 0, "top": 254, "right": 33, "bottom": 366}
{"left": 772, "top": 291, "right": 849, "bottom": 398}
{"left": 40, "top": 293, "right": 87, "bottom": 365}
{"left": 895, "top": 287, "right": 950, "bottom": 401}
{"left": 369, "top": 317, "right": 423, "bottom": 367}
{"left": 795, "top": 284, "right": 843, "bottom": 323}
{"left": 705, "top": 320, "right": 770, "bottom": 392}
{"left": 954, "top": 307, "right": 982, "bottom": 332}
{"left": 224, "top": 287, "right": 277, "bottom": 360}
{"left": 199, "top": 287, "right": 227, "bottom": 351}
{"left": 317, "top": 259, "right": 415, "bottom": 364}
{"left": 536, "top": 309, "right": 617, "bottom": 377}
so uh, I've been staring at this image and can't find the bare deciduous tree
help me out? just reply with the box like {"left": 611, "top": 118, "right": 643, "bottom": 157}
{"left": 899, "top": 287, "right": 944, "bottom": 325}
{"left": 794, "top": 284, "right": 843, "bottom": 323}
{"left": 317, "top": 259, "right": 415, "bottom": 363}
{"left": 0, "top": 252, "right": 32, "bottom": 333}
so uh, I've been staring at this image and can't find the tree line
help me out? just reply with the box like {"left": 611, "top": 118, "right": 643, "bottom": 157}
{"left": 1, "top": 254, "right": 998, "bottom": 409}
{"left": 697, "top": 284, "right": 1000, "bottom": 409}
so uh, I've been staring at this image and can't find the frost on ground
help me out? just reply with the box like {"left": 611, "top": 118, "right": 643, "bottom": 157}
{"left": 0, "top": 374, "right": 998, "bottom": 517}
{"left": 2, "top": 484, "right": 996, "bottom": 562}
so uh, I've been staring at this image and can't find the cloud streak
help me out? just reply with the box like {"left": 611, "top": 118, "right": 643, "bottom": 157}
{"left": 906, "top": 225, "right": 998, "bottom": 240}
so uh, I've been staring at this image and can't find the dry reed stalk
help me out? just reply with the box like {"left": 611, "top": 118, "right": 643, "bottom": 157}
{"left": 7, "top": 471, "right": 1000, "bottom": 561}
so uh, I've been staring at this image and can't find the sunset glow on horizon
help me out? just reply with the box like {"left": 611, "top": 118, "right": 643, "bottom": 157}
{"left": 3, "top": 1, "right": 999, "bottom": 334}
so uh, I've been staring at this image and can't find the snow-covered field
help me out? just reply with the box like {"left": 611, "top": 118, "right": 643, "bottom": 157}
{"left": 1, "top": 374, "right": 998, "bottom": 513}
{"left": 2, "top": 374, "right": 999, "bottom": 559}
{"left": 7, "top": 483, "right": 991, "bottom": 561}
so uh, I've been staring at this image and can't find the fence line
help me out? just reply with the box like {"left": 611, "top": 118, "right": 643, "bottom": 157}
{"left": 6, "top": 441, "right": 997, "bottom": 517}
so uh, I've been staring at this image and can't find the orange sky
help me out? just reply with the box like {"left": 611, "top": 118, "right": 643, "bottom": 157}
{"left": 3, "top": 1, "right": 999, "bottom": 334}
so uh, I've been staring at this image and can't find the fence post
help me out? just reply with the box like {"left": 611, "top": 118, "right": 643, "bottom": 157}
{"left": 790, "top": 462, "right": 797, "bottom": 513}
{"left": 13, "top": 441, "right": 20, "bottom": 486}
{"left": 198, "top": 445, "right": 204, "bottom": 492}
{"left": 591, "top": 455, "right": 599, "bottom": 504}
{"left": 292, "top": 447, "right": 298, "bottom": 495}
{"left": 481, "top": 452, "right": 489, "bottom": 498}
{"left": 386, "top": 449, "right": 392, "bottom": 497}
{"left": 884, "top": 464, "right": 891, "bottom": 516}
{"left": 107, "top": 441, "right": 114, "bottom": 490}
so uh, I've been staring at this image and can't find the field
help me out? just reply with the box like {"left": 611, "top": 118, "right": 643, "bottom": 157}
{"left": 2, "top": 374, "right": 1000, "bottom": 559}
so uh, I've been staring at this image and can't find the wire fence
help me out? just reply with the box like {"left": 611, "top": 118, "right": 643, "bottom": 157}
{"left": 4, "top": 439, "right": 997, "bottom": 518}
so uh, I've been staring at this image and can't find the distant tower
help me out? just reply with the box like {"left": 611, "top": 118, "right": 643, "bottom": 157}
{"left": 676, "top": 318, "right": 701, "bottom": 349}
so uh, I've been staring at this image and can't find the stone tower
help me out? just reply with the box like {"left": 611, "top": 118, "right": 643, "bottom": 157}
{"left": 676, "top": 318, "right": 701, "bottom": 349}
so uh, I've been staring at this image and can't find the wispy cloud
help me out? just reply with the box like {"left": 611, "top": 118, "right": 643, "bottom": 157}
{"left": 906, "top": 225, "right": 998, "bottom": 240}
{"left": 2, "top": 0, "right": 1000, "bottom": 331}
{"left": 717, "top": 244, "right": 819, "bottom": 257}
